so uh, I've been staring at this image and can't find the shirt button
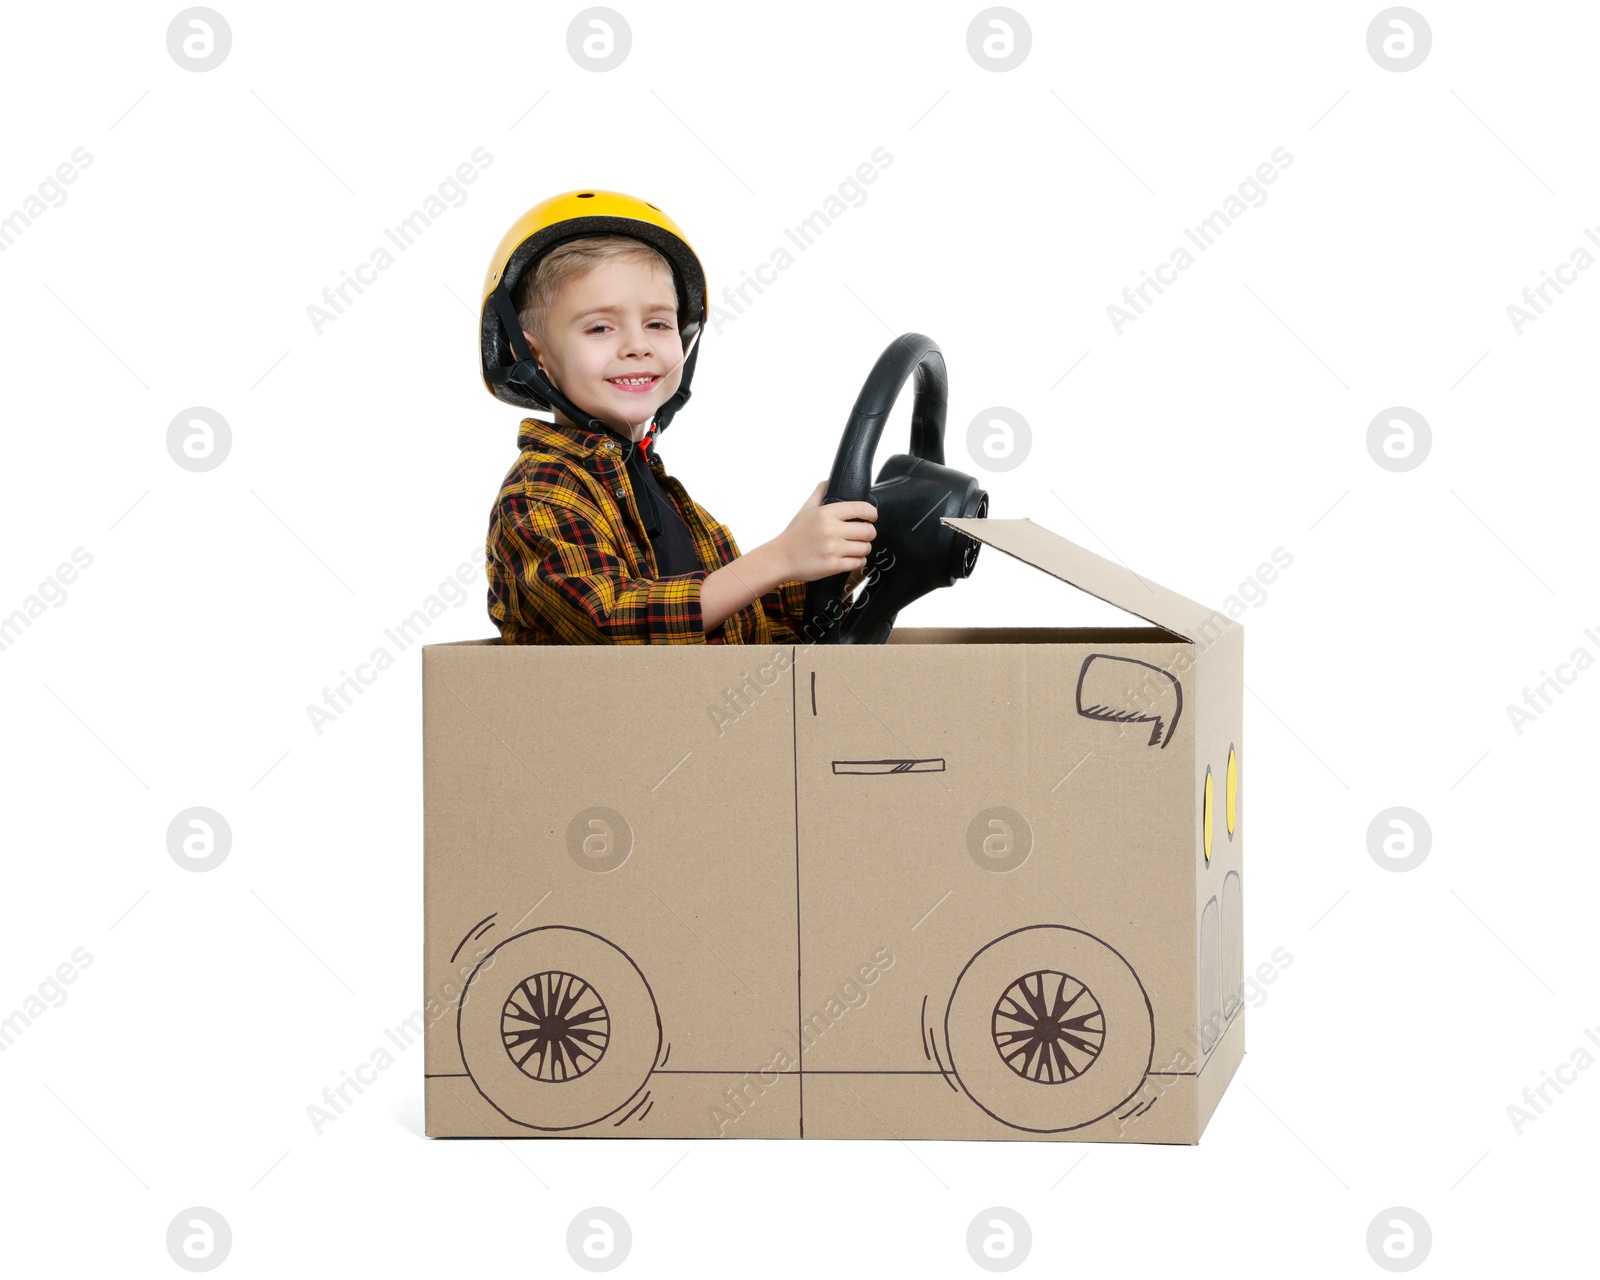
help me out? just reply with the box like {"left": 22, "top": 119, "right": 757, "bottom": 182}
{"left": 614, "top": 487, "right": 625, "bottom": 497}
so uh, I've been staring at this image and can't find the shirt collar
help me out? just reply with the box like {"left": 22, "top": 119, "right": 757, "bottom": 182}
{"left": 516, "top": 416, "right": 666, "bottom": 471}
{"left": 516, "top": 415, "right": 625, "bottom": 456}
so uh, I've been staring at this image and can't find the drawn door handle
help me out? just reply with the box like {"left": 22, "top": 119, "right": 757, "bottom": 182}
{"left": 831, "top": 758, "right": 946, "bottom": 775}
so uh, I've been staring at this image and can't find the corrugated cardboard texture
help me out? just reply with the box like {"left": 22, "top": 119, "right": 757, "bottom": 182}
{"left": 423, "top": 522, "right": 1245, "bottom": 1142}
{"left": 1191, "top": 620, "right": 1246, "bottom": 1137}
{"left": 424, "top": 643, "right": 803, "bottom": 1136}
{"left": 943, "top": 517, "right": 1234, "bottom": 645}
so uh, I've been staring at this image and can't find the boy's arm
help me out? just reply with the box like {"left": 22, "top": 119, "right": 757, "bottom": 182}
{"left": 491, "top": 488, "right": 712, "bottom": 644}
{"left": 699, "top": 540, "right": 795, "bottom": 632}
{"left": 694, "top": 513, "right": 814, "bottom": 645}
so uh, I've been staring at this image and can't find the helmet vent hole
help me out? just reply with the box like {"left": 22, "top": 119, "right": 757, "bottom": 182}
{"left": 577, "top": 192, "right": 594, "bottom": 198}
{"left": 646, "top": 202, "right": 659, "bottom": 210}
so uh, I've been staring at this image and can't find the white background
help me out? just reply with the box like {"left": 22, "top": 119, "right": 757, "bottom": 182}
{"left": 1, "top": 1, "right": 1595, "bottom": 1274}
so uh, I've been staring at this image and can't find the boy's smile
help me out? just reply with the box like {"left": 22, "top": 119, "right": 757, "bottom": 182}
{"left": 523, "top": 256, "right": 685, "bottom": 440}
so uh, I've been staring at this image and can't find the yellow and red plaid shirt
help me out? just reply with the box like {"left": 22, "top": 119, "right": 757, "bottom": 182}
{"left": 487, "top": 416, "right": 811, "bottom": 644}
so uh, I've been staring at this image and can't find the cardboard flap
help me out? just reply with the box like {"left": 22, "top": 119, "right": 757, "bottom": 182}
{"left": 942, "top": 517, "right": 1232, "bottom": 642}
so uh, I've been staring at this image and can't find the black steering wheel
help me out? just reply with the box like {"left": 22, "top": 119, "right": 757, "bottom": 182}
{"left": 801, "top": 333, "right": 988, "bottom": 645}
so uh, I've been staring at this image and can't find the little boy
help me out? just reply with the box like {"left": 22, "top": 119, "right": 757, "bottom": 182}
{"left": 480, "top": 190, "right": 874, "bottom": 645}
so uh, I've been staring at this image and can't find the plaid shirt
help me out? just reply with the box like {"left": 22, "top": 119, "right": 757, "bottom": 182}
{"left": 487, "top": 416, "right": 812, "bottom": 645}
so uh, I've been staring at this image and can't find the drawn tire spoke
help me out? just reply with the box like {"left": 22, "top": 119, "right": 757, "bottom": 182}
{"left": 991, "top": 969, "right": 1105, "bottom": 1083}
{"left": 500, "top": 969, "right": 610, "bottom": 1082}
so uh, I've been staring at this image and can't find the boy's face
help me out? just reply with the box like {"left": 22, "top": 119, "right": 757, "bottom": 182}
{"left": 523, "top": 257, "right": 686, "bottom": 436}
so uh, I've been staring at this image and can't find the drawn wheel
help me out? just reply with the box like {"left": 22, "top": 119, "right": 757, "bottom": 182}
{"left": 993, "top": 970, "right": 1105, "bottom": 1082}
{"left": 502, "top": 970, "right": 609, "bottom": 1081}
{"left": 459, "top": 927, "right": 659, "bottom": 1131}
{"left": 946, "top": 925, "right": 1153, "bottom": 1133}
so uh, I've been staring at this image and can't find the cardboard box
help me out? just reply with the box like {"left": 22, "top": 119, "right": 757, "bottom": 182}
{"left": 422, "top": 516, "right": 1245, "bottom": 1142}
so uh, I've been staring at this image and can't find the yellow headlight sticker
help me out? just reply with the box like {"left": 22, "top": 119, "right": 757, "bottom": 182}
{"left": 1202, "top": 765, "right": 1214, "bottom": 864}
{"left": 1225, "top": 744, "right": 1238, "bottom": 838}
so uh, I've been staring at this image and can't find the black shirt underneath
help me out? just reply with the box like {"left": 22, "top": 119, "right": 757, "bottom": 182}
{"left": 632, "top": 447, "right": 702, "bottom": 577}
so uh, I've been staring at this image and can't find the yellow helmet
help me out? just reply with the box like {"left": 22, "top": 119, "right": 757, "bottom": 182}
{"left": 479, "top": 189, "right": 708, "bottom": 437}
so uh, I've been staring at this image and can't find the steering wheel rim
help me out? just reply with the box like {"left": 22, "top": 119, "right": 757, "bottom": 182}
{"left": 802, "top": 334, "right": 949, "bottom": 642}
{"left": 823, "top": 333, "right": 947, "bottom": 504}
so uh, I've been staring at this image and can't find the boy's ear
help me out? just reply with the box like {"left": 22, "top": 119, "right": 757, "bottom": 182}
{"left": 520, "top": 330, "right": 552, "bottom": 381}
{"left": 523, "top": 334, "right": 559, "bottom": 386}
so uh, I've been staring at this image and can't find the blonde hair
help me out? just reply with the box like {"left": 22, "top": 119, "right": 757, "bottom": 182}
{"left": 514, "top": 235, "right": 677, "bottom": 347}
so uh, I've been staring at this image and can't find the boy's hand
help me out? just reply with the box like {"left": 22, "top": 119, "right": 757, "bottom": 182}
{"left": 779, "top": 480, "right": 877, "bottom": 585}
